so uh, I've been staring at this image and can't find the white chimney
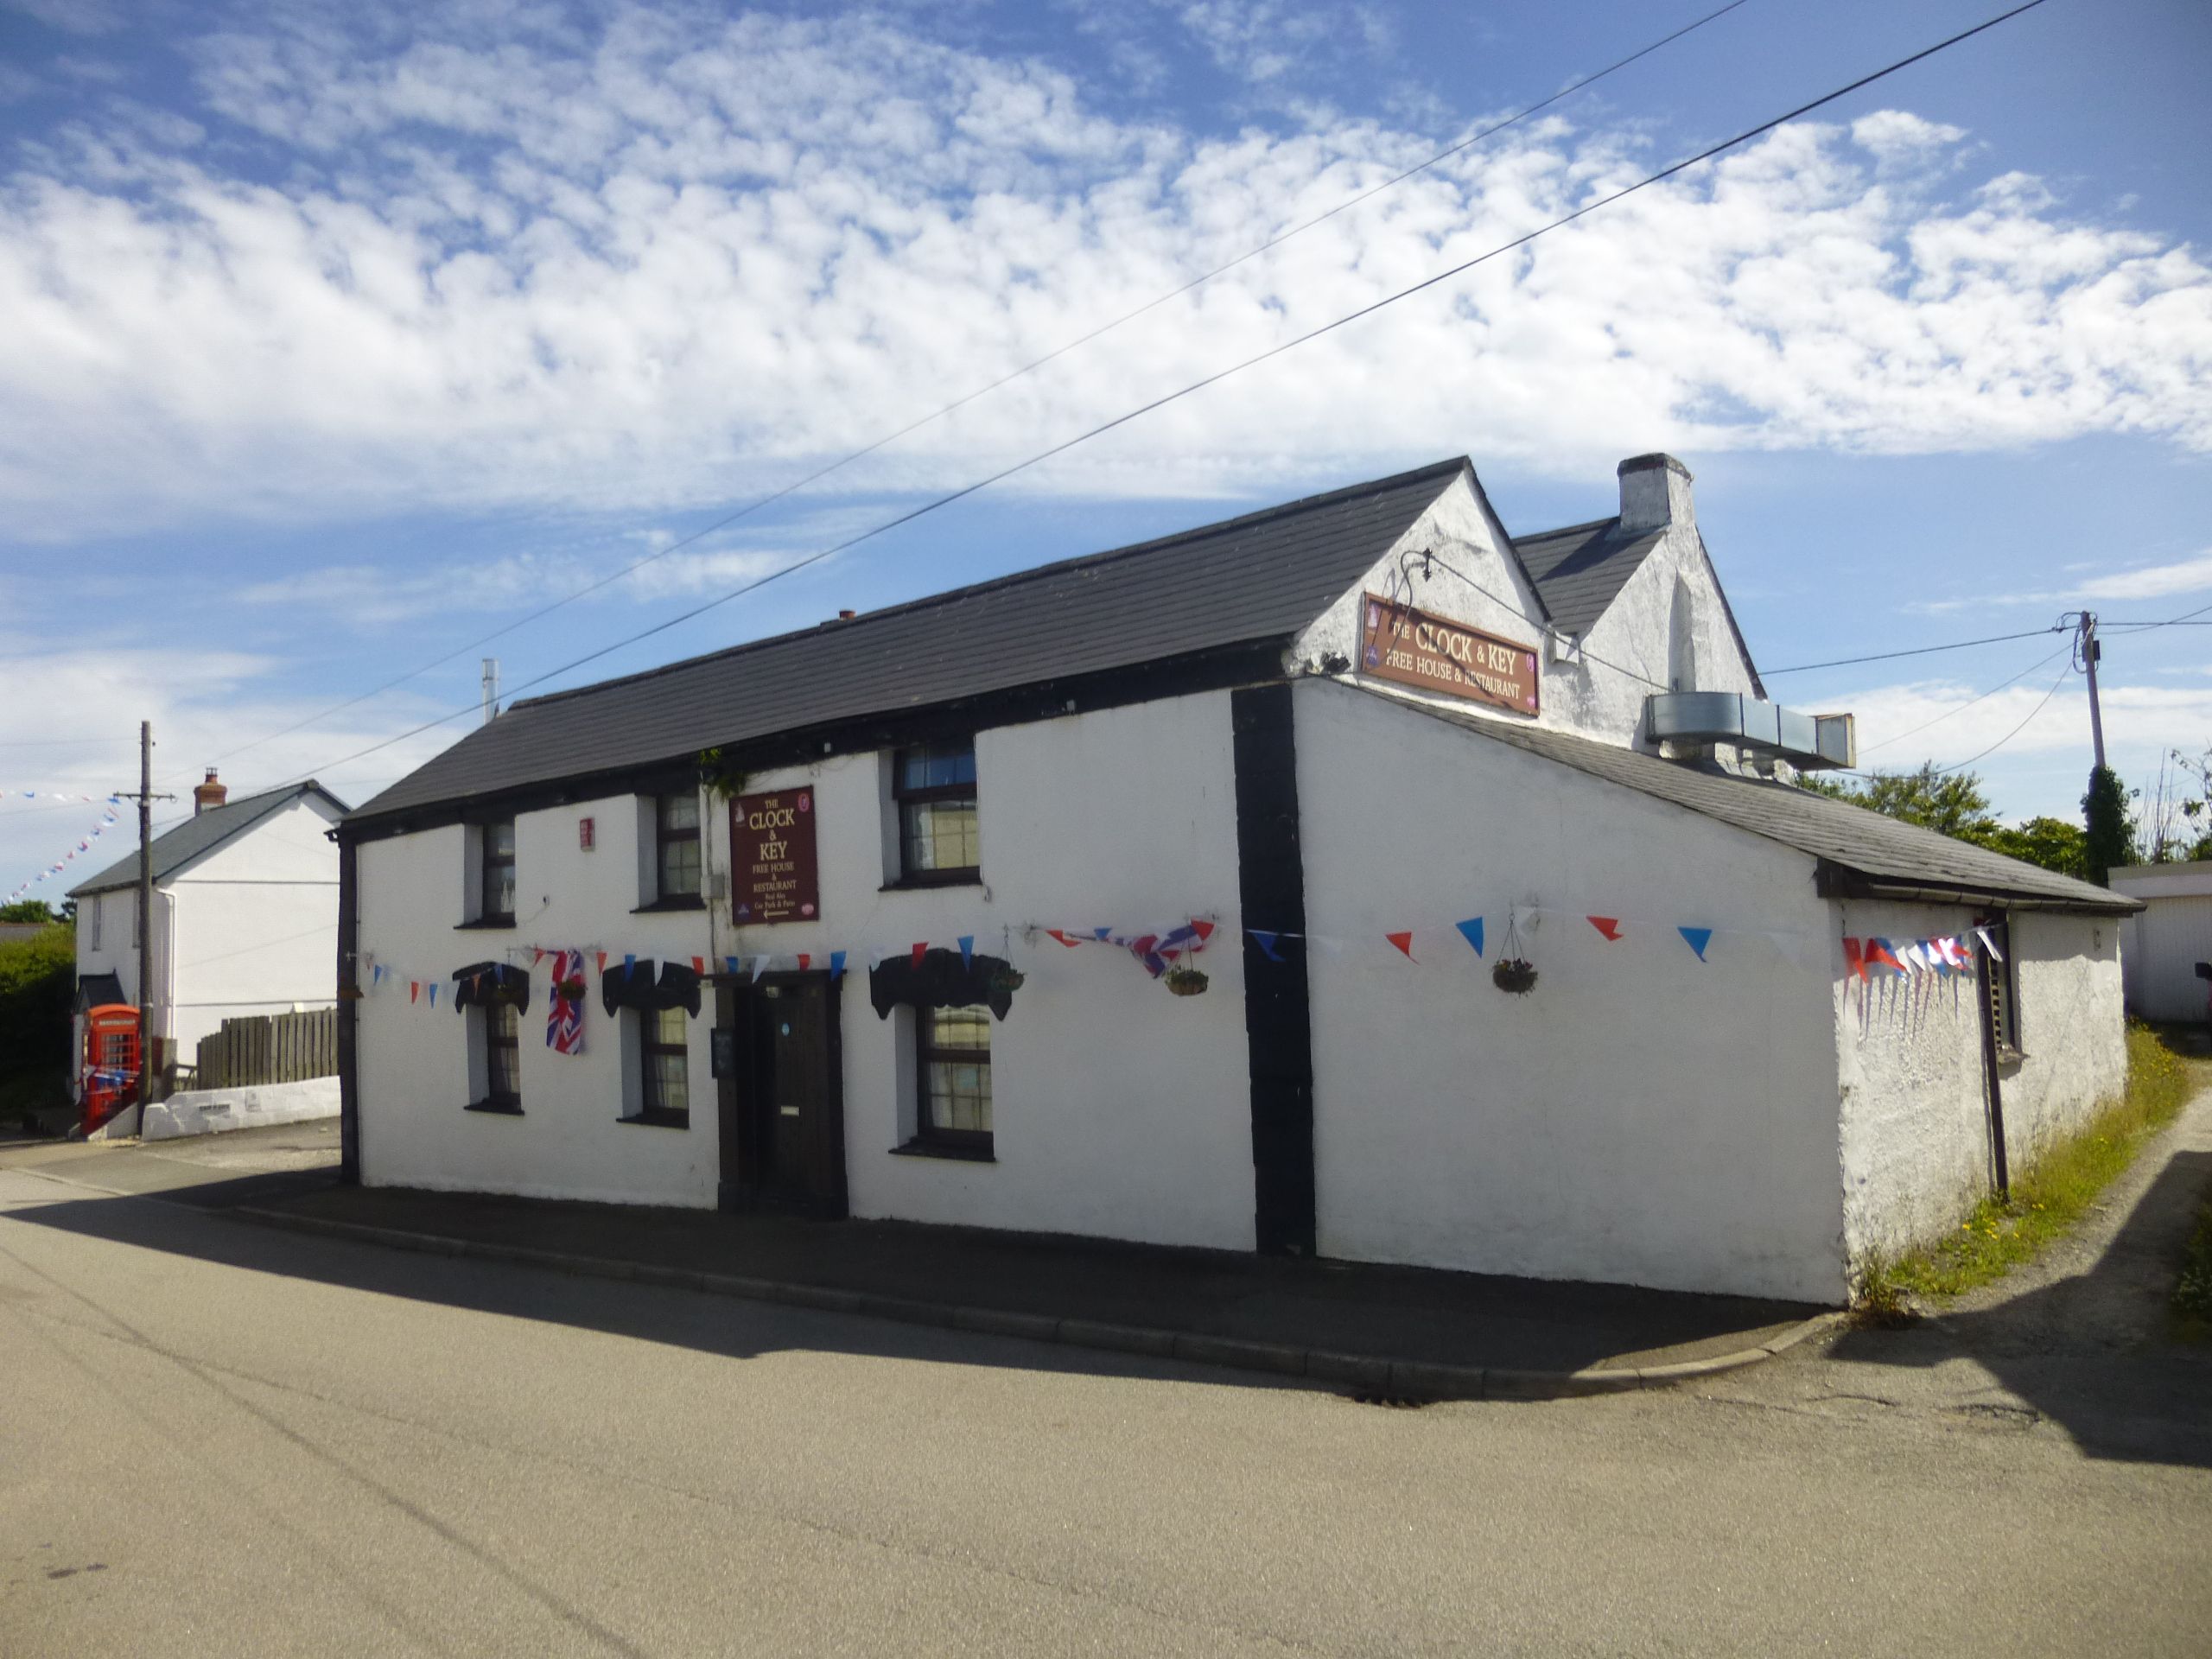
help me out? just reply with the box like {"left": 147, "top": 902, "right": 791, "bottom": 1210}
{"left": 1618, "top": 453, "right": 1694, "bottom": 534}
{"left": 481, "top": 658, "right": 499, "bottom": 725}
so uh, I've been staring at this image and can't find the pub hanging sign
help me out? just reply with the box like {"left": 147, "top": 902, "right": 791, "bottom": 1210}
{"left": 1359, "top": 592, "right": 1540, "bottom": 716}
{"left": 730, "top": 787, "right": 820, "bottom": 925}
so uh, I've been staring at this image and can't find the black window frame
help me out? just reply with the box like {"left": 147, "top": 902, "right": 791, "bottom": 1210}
{"left": 465, "top": 1000, "right": 524, "bottom": 1114}
{"left": 629, "top": 1004, "right": 691, "bottom": 1128}
{"left": 479, "top": 817, "right": 517, "bottom": 925}
{"left": 913, "top": 1002, "right": 993, "bottom": 1158}
{"left": 892, "top": 740, "right": 981, "bottom": 886}
{"left": 1979, "top": 914, "right": 2023, "bottom": 1059}
{"left": 654, "top": 789, "right": 702, "bottom": 905}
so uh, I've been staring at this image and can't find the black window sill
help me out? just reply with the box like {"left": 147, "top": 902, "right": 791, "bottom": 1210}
{"left": 880, "top": 871, "right": 984, "bottom": 893}
{"left": 632, "top": 894, "right": 706, "bottom": 913}
{"left": 620, "top": 1109, "right": 691, "bottom": 1130}
{"left": 890, "top": 1138, "right": 996, "bottom": 1163}
{"left": 464, "top": 1098, "right": 524, "bottom": 1116}
{"left": 455, "top": 917, "right": 517, "bottom": 931}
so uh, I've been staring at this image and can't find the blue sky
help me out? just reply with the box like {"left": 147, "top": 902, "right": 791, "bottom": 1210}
{"left": 3, "top": 0, "right": 2209, "bottom": 897}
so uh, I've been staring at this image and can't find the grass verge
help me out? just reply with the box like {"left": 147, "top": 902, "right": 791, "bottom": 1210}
{"left": 1859, "top": 1022, "right": 2209, "bottom": 1314}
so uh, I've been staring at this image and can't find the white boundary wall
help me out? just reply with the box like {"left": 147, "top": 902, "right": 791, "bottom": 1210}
{"left": 1834, "top": 901, "right": 2124, "bottom": 1268}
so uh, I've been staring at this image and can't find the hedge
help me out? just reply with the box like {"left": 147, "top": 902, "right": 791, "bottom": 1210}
{"left": 0, "top": 923, "right": 76, "bottom": 1074}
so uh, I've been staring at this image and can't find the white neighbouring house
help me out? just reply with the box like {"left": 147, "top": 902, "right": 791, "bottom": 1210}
{"left": 339, "top": 455, "right": 2138, "bottom": 1305}
{"left": 2109, "top": 861, "right": 2212, "bottom": 1025}
{"left": 69, "top": 773, "right": 348, "bottom": 1090}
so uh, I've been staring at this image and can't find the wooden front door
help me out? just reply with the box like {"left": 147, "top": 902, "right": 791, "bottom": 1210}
{"left": 716, "top": 972, "right": 846, "bottom": 1216}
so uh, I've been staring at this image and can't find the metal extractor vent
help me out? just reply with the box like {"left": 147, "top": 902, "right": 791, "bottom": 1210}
{"left": 1646, "top": 692, "right": 1854, "bottom": 770}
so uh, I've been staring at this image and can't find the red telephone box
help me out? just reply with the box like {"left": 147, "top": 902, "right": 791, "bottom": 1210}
{"left": 80, "top": 1004, "right": 142, "bottom": 1134}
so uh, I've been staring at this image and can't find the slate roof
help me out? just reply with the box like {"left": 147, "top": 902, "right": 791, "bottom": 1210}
{"left": 353, "top": 458, "right": 1472, "bottom": 821}
{"left": 1392, "top": 693, "right": 2138, "bottom": 914}
{"left": 68, "top": 783, "right": 348, "bottom": 898}
{"left": 1511, "top": 517, "right": 1668, "bottom": 638}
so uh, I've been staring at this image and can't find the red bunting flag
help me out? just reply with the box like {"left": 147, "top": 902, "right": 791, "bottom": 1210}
{"left": 1192, "top": 919, "right": 1217, "bottom": 943}
{"left": 1386, "top": 931, "right": 1415, "bottom": 961}
{"left": 1588, "top": 916, "right": 1623, "bottom": 942}
{"left": 1842, "top": 938, "right": 1867, "bottom": 982}
{"left": 797, "top": 953, "right": 811, "bottom": 971}
{"left": 690, "top": 956, "right": 705, "bottom": 975}
{"left": 595, "top": 951, "right": 607, "bottom": 975}
{"left": 409, "top": 981, "right": 420, "bottom": 1004}
{"left": 1046, "top": 930, "right": 1081, "bottom": 947}
{"left": 532, "top": 948, "right": 546, "bottom": 966}
{"left": 911, "top": 942, "right": 928, "bottom": 969}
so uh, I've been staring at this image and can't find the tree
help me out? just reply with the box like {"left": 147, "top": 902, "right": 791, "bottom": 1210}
{"left": 1803, "top": 765, "right": 2090, "bottom": 881}
{"left": 0, "top": 899, "right": 60, "bottom": 925}
{"left": 2082, "top": 766, "right": 2133, "bottom": 887}
{"left": 1980, "top": 816, "right": 2090, "bottom": 880}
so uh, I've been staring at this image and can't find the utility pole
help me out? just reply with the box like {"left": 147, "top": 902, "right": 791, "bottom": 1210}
{"left": 2081, "top": 612, "right": 2107, "bottom": 772}
{"left": 119, "top": 723, "right": 175, "bottom": 1114}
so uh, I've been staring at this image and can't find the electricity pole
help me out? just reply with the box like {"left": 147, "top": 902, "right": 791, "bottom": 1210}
{"left": 2080, "top": 612, "right": 2107, "bottom": 772}
{"left": 118, "top": 722, "right": 175, "bottom": 1114}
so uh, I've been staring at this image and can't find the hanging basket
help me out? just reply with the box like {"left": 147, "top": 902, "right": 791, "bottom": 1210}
{"left": 987, "top": 964, "right": 1027, "bottom": 996}
{"left": 1491, "top": 957, "right": 1538, "bottom": 995}
{"left": 1165, "top": 966, "right": 1211, "bottom": 997}
{"left": 553, "top": 977, "right": 587, "bottom": 1002}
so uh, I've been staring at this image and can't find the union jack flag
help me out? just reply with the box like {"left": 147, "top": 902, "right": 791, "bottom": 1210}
{"left": 547, "top": 948, "right": 586, "bottom": 1056}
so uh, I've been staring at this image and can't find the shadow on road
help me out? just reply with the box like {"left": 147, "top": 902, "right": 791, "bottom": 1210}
{"left": 1, "top": 1160, "right": 1820, "bottom": 1393}
{"left": 2, "top": 1173, "right": 1276, "bottom": 1398}
{"left": 1826, "top": 1149, "right": 2212, "bottom": 1469}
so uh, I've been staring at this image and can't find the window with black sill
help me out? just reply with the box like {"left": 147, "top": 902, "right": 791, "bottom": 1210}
{"left": 915, "top": 1003, "right": 992, "bottom": 1156}
{"left": 631, "top": 1005, "right": 690, "bottom": 1127}
{"left": 893, "top": 741, "right": 979, "bottom": 882}
{"left": 476, "top": 1001, "right": 522, "bottom": 1111}
{"left": 656, "top": 791, "right": 702, "bottom": 903}
{"left": 479, "top": 818, "right": 517, "bottom": 924}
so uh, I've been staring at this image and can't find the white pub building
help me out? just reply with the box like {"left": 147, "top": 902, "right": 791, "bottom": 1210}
{"left": 339, "top": 454, "right": 2134, "bottom": 1305}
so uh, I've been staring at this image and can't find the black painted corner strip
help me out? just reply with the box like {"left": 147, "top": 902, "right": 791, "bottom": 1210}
{"left": 1230, "top": 683, "right": 1316, "bottom": 1257}
{"left": 336, "top": 836, "right": 360, "bottom": 1185}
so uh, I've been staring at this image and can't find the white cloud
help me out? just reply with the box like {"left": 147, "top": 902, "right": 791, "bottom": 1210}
{"left": 1849, "top": 110, "right": 1967, "bottom": 162}
{"left": 0, "top": 641, "right": 462, "bottom": 893}
{"left": 1905, "top": 548, "right": 2212, "bottom": 613}
{"left": 0, "top": 9, "right": 2207, "bottom": 543}
{"left": 2076, "top": 550, "right": 2212, "bottom": 602}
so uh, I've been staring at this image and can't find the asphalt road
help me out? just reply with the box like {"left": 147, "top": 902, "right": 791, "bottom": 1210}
{"left": 2, "top": 1127, "right": 2209, "bottom": 1657}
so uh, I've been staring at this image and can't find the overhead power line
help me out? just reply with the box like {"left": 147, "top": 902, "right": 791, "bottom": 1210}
{"left": 1762, "top": 625, "right": 2068, "bottom": 676}
{"left": 1934, "top": 658, "right": 2075, "bottom": 775}
{"left": 251, "top": 0, "right": 2050, "bottom": 798}
{"left": 1858, "top": 643, "right": 2075, "bottom": 758}
{"left": 193, "top": 0, "right": 1758, "bottom": 780}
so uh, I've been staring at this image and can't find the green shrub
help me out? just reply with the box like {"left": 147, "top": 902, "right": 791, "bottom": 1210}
{"left": 0, "top": 922, "right": 76, "bottom": 1076}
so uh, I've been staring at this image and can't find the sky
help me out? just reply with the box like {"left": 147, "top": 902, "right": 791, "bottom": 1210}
{"left": 2, "top": 0, "right": 2209, "bottom": 899}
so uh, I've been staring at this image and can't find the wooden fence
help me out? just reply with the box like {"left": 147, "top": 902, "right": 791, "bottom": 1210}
{"left": 192, "top": 1007, "right": 338, "bottom": 1090}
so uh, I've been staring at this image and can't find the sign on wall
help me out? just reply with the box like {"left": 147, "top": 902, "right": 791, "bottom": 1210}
{"left": 1359, "top": 592, "right": 1540, "bottom": 716}
{"left": 730, "top": 788, "right": 820, "bottom": 925}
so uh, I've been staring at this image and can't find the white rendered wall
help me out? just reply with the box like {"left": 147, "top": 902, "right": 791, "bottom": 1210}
{"left": 1835, "top": 900, "right": 2126, "bottom": 1268}
{"left": 162, "top": 795, "right": 340, "bottom": 1059}
{"left": 354, "top": 798, "right": 718, "bottom": 1207}
{"left": 1288, "top": 469, "right": 1760, "bottom": 753}
{"left": 1292, "top": 680, "right": 1848, "bottom": 1304}
{"left": 705, "top": 690, "right": 1257, "bottom": 1253}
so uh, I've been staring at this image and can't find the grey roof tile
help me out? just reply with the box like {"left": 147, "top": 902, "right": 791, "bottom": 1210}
{"left": 1511, "top": 517, "right": 1669, "bottom": 638}
{"left": 68, "top": 783, "right": 347, "bottom": 898}
{"left": 353, "top": 458, "right": 1471, "bottom": 820}
{"left": 1388, "top": 692, "right": 2135, "bottom": 913}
